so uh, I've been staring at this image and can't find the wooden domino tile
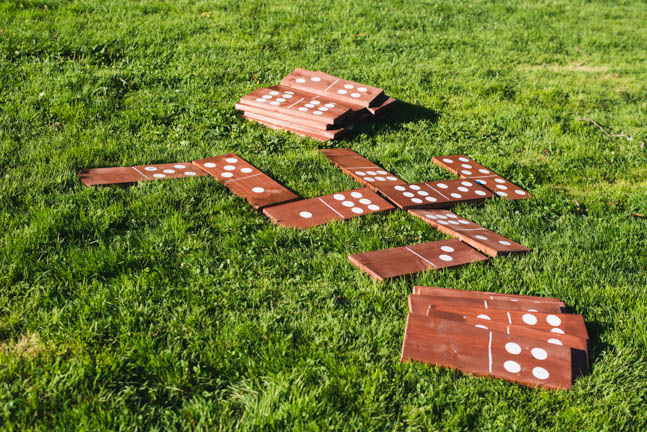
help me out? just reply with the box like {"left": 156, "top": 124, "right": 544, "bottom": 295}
{"left": 236, "top": 102, "right": 341, "bottom": 131}
{"left": 242, "top": 111, "right": 345, "bottom": 140}
{"left": 262, "top": 187, "right": 394, "bottom": 229}
{"left": 348, "top": 239, "right": 488, "bottom": 281}
{"left": 78, "top": 162, "right": 206, "bottom": 186}
{"left": 193, "top": 154, "right": 298, "bottom": 210}
{"left": 319, "top": 148, "right": 406, "bottom": 191}
{"left": 409, "top": 209, "right": 530, "bottom": 257}
{"left": 378, "top": 179, "right": 493, "bottom": 210}
{"left": 401, "top": 313, "right": 573, "bottom": 389}
{"left": 422, "top": 308, "right": 590, "bottom": 371}
{"left": 412, "top": 286, "right": 565, "bottom": 305}
{"left": 408, "top": 294, "right": 566, "bottom": 315}
{"left": 432, "top": 155, "right": 530, "bottom": 200}
{"left": 280, "top": 68, "right": 384, "bottom": 108}
{"left": 239, "top": 85, "right": 353, "bottom": 126}
{"left": 242, "top": 114, "right": 337, "bottom": 142}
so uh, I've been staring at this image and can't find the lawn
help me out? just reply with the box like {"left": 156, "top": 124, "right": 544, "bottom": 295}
{"left": 1, "top": 0, "right": 646, "bottom": 430}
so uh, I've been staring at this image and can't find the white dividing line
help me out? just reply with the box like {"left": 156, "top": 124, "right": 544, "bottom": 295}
{"left": 484, "top": 300, "right": 488, "bottom": 309}
{"left": 404, "top": 247, "right": 437, "bottom": 268}
{"left": 466, "top": 174, "right": 498, "bottom": 179}
{"left": 423, "top": 183, "right": 449, "bottom": 200}
{"left": 507, "top": 311, "right": 512, "bottom": 324}
{"left": 318, "top": 197, "right": 344, "bottom": 218}
{"left": 506, "top": 325, "right": 510, "bottom": 335}
{"left": 287, "top": 97, "right": 304, "bottom": 109}
{"left": 323, "top": 78, "right": 339, "bottom": 92}
{"left": 488, "top": 331, "right": 493, "bottom": 373}
{"left": 223, "top": 173, "right": 261, "bottom": 184}
{"left": 131, "top": 166, "right": 150, "bottom": 180}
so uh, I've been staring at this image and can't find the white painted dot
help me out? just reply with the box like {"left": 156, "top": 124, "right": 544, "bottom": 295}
{"left": 270, "top": 101, "right": 280, "bottom": 106}
{"left": 394, "top": 186, "right": 406, "bottom": 191}
{"left": 546, "top": 315, "right": 562, "bottom": 326}
{"left": 403, "top": 192, "right": 414, "bottom": 197}
{"left": 311, "top": 76, "right": 321, "bottom": 82}
{"left": 333, "top": 194, "right": 345, "bottom": 201}
{"left": 256, "top": 98, "right": 266, "bottom": 102}
{"left": 284, "top": 91, "right": 294, "bottom": 95}
{"left": 515, "top": 190, "right": 526, "bottom": 195}
{"left": 377, "top": 170, "right": 387, "bottom": 175}
{"left": 184, "top": 171, "right": 196, "bottom": 176}
{"left": 411, "top": 198, "right": 423, "bottom": 204}
{"left": 495, "top": 178, "right": 506, "bottom": 184}
{"left": 442, "top": 158, "right": 453, "bottom": 163}
{"left": 417, "top": 191, "right": 429, "bottom": 196}
{"left": 298, "top": 107, "right": 308, "bottom": 112}
{"left": 358, "top": 87, "right": 367, "bottom": 92}
{"left": 163, "top": 169, "right": 175, "bottom": 174}
{"left": 532, "top": 367, "right": 549, "bottom": 380}
{"left": 276, "top": 98, "right": 286, "bottom": 102}
{"left": 296, "top": 78, "right": 306, "bottom": 83}
{"left": 461, "top": 164, "right": 472, "bottom": 169}
{"left": 240, "top": 167, "right": 253, "bottom": 173}
{"left": 367, "top": 171, "right": 377, "bottom": 176}
{"left": 440, "top": 245, "right": 455, "bottom": 253}
{"left": 204, "top": 163, "right": 216, "bottom": 168}
{"left": 522, "top": 314, "right": 538, "bottom": 325}
{"left": 300, "top": 211, "right": 312, "bottom": 218}
{"left": 438, "top": 220, "right": 449, "bottom": 225}
{"left": 221, "top": 172, "right": 233, "bottom": 178}
{"left": 364, "top": 177, "right": 375, "bottom": 182}
{"left": 355, "top": 171, "right": 366, "bottom": 176}
{"left": 267, "top": 91, "right": 279, "bottom": 96}
{"left": 282, "top": 94, "right": 293, "bottom": 99}
{"left": 505, "top": 342, "right": 521, "bottom": 355}
{"left": 318, "top": 107, "right": 328, "bottom": 111}
{"left": 458, "top": 220, "right": 469, "bottom": 224}
{"left": 479, "top": 169, "right": 490, "bottom": 174}
{"left": 368, "top": 204, "right": 380, "bottom": 211}
{"left": 459, "top": 157, "right": 470, "bottom": 162}
{"left": 496, "top": 185, "right": 508, "bottom": 190}
{"left": 350, "top": 191, "right": 363, "bottom": 198}
{"left": 461, "top": 181, "right": 473, "bottom": 187}
{"left": 528, "top": 309, "right": 538, "bottom": 312}
{"left": 436, "top": 215, "right": 447, "bottom": 219}
{"left": 153, "top": 173, "right": 166, "bottom": 178}
{"left": 410, "top": 185, "right": 421, "bottom": 190}
{"left": 448, "top": 220, "right": 459, "bottom": 225}
{"left": 305, "top": 104, "right": 314, "bottom": 108}
{"left": 224, "top": 165, "right": 235, "bottom": 171}
{"left": 343, "top": 84, "right": 354, "bottom": 89}
{"left": 477, "top": 314, "right": 491, "bottom": 320}
{"left": 351, "top": 207, "right": 364, "bottom": 214}
{"left": 425, "top": 214, "right": 436, "bottom": 219}
{"left": 498, "top": 240, "right": 511, "bottom": 246}
{"left": 451, "top": 193, "right": 462, "bottom": 199}
{"left": 359, "top": 198, "right": 371, "bottom": 205}
{"left": 446, "top": 214, "right": 457, "bottom": 218}
{"left": 437, "top": 183, "right": 448, "bottom": 189}
{"left": 475, "top": 235, "right": 488, "bottom": 240}
{"left": 504, "top": 360, "right": 521, "bottom": 374}
{"left": 497, "top": 191, "right": 508, "bottom": 197}
{"left": 252, "top": 187, "right": 265, "bottom": 193}
{"left": 475, "top": 324, "right": 488, "bottom": 330}
{"left": 425, "top": 197, "right": 438, "bottom": 202}
{"left": 439, "top": 254, "right": 453, "bottom": 262}
{"left": 351, "top": 93, "right": 361, "bottom": 98}
{"left": 475, "top": 190, "right": 487, "bottom": 196}
{"left": 548, "top": 338, "right": 563, "bottom": 346}
{"left": 313, "top": 111, "right": 323, "bottom": 115}
{"left": 462, "top": 170, "right": 472, "bottom": 175}
{"left": 476, "top": 179, "right": 486, "bottom": 185}
{"left": 375, "top": 176, "right": 386, "bottom": 181}
{"left": 458, "top": 187, "right": 468, "bottom": 192}
{"left": 325, "top": 103, "right": 335, "bottom": 108}
{"left": 263, "top": 95, "right": 272, "bottom": 99}
{"left": 145, "top": 166, "right": 158, "bottom": 171}
{"left": 531, "top": 348, "right": 548, "bottom": 360}
{"left": 551, "top": 328, "right": 565, "bottom": 334}
{"left": 337, "top": 89, "right": 347, "bottom": 95}
{"left": 342, "top": 201, "right": 354, "bottom": 207}
{"left": 310, "top": 100, "right": 320, "bottom": 105}
{"left": 174, "top": 164, "right": 186, "bottom": 169}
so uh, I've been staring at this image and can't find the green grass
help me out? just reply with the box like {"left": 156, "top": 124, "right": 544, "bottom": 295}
{"left": 1, "top": 0, "right": 647, "bottom": 429}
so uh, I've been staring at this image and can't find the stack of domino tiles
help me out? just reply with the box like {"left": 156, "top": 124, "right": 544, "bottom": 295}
{"left": 402, "top": 286, "right": 590, "bottom": 390}
{"left": 235, "top": 68, "right": 397, "bottom": 141}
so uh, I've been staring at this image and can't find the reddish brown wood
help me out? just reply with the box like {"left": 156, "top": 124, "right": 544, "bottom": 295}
{"left": 408, "top": 294, "right": 566, "bottom": 314}
{"left": 239, "top": 85, "right": 353, "bottom": 125}
{"left": 401, "top": 313, "right": 573, "bottom": 390}
{"left": 243, "top": 111, "right": 345, "bottom": 140}
{"left": 236, "top": 103, "right": 338, "bottom": 131}
{"left": 348, "top": 239, "right": 488, "bottom": 281}
{"left": 242, "top": 115, "right": 333, "bottom": 142}
{"left": 432, "top": 155, "right": 530, "bottom": 200}
{"left": 377, "top": 179, "right": 493, "bottom": 209}
{"left": 319, "top": 148, "right": 406, "bottom": 191}
{"left": 409, "top": 209, "right": 530, "bottom": 257}
{"left": 262, "top": 187, "right": 394, "bottom": 228}
{"left": 369, "top": 97, "right": 398, "bottom": 117}
{"left": 193, "top": 154, "right": 298, "bottom": 210}
{"left": 78, "top": 163, "right": 206, "bottom": 186}
{"left": 280, "top": 68, "right": 384, "bottom": 108}
{"left": 412, "top": 286, "right": 565, "bottom": 305}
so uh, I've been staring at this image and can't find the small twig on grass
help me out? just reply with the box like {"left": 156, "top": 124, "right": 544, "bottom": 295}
{"left": 576, "top": 117, "right": 645, "bottom": 148}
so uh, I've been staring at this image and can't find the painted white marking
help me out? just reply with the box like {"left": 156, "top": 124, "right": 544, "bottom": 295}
{"left": 223, "top": 173, "right": 261, "bottom": 184}
{"left": 287, "top": 97, "right": 305, "bottom": 109}
{"left": 546, "top": 314, "right": 562, "bottom": 326}
{"left": 484, "top": 300, "right": 488, "bottom": 309}
{"left": 504, "top": 360, "right": 521, "bottom": 374}
{"left": 505, "top": 342, "right": 521, "bottom": 355}
{"left": 507, "top": 311, "right": 512, "bottom": 324}
{"left": 318, "top": 197, "right": 344, "bottom": 218}
{"left": 404, "top": 247, "right": 437, "bottom": 268}
{"left": 323, "top": 78, "right": 339, "bottom": 92}
{"left": 531, "top": 348, "right": 548, "bottom": 360}
{"left": 424, "top": 183, "right": 449, "bottom": 200}
{"left": 488, "top": 331, "right": 493, "bottom": 373}
{"left": 532, "top": 367, "right": 549, "bottom": 380}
